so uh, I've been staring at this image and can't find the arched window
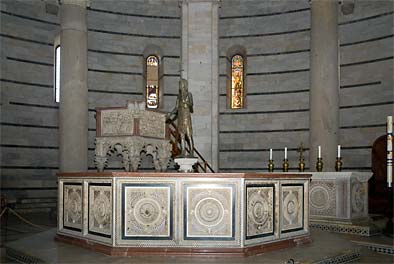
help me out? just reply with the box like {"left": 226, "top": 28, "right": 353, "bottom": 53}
{"left": 146, "top": 55, "right": 159, "bottom": 109}
{"left": 53, "top": 35, "right": 60, "bottom": 103}
{"left": 230, "top": 54, "right": 244, "bottom": 109}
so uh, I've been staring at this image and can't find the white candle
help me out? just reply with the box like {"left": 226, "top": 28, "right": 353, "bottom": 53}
{"left": 387, "top": 116, "right": 393, "bottom": 187}
{"left": 284, "top": 147, "right": 287, "bottom": 159}
{"left": 269, "top": 148, "right": 273, "bottom": 160}
{"left": 318, "top": 145, "right": 321, "bottom": 158}
{"left": 337, "top": 145, "right": 341, "bottom": 158}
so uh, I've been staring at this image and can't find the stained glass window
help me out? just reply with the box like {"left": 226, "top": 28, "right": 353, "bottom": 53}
{"left": 231, "top": 55, "right": 244, "bottom": 109}
{"left": 146, "top": 55, "right": 159, "bottom": 109}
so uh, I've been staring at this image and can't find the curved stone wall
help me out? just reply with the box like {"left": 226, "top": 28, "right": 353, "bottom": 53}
{"left": 338, "top": 1, "right": 393, "bottom": 170}
{"left": 0, "top": 0, "right": 180, "bottom": 210}
{"left": 219, "top": 0, "right": 311, "bottom": 171}
{"left": 86, "top": 0, "right": 181, "bottom": 170}
{"left": 218, "top": 0, "right": 393, "bottom": 172}
{"left": 1, "top": 0, "right": 60, "bottom": 209}
{"left": 0, "top": 0, "right": 392, "bottom": 210}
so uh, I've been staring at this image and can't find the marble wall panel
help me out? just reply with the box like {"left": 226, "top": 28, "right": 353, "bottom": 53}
{"left": 88, "top": 183, "right": 112, "bottom": 238}
{"left": 310, "top": 181, "right": 336, "bottom": 217}
{"left": 184, "top": 184, "right": 235, "bottom": 240}
{"left": 62, "top": 182, "right": 83, "bottom": 233}
{"left": 281, "top": 184, "right": 304, "bottom": 233}
{"left": 245, "top": 184, "right": 275, "bottom": 238}
{"left": 115, "top": 179, "right": 176, "bottom": 246}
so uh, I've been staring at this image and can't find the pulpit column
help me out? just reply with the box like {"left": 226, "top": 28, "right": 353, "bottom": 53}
{"left": 59, "top": 0, "right": 88, "bottom": 171}
{"left": 180, "top": 0, "right": 220, "bottom": 171}
{"left": 309, "top": 0, "right": 339, "bottom": 171}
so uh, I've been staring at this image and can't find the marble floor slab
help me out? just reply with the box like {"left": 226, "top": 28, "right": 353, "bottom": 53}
{"left": 3, "top": 227, "right": 393, "bottom": 264}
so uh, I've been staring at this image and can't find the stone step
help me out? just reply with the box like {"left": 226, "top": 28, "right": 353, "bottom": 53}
{"left": 352, "top": 240, "right": 394, "bottom": 255}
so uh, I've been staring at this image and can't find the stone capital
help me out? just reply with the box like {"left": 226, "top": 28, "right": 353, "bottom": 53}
{"left": 60, "top": 0, "right": 90, "bottom": 8}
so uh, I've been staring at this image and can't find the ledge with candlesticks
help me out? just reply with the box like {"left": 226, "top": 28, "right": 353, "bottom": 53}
{"left": 262, "top": 116, "right": 393, "bottom": 236}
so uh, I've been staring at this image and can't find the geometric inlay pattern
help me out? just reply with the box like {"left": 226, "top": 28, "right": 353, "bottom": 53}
{"left": 184, "top": 184, "right": 234, "bottom": 240}
{"left": 281, "top": 184, "right": 304, "bottom": 233}
{"left": 310, "top": 181, "right": 336, "bottom": 217}
{"left": 122, "top": 184, "right": 172, "bottom": 239}
{"left": 63, "top": 183, "right": 83, "bottom": 231}
{"left": 246, "top": 184, "right": 274, "bottom": 239}
{"left": 88, "top": 183, "right": 112, "bottom": 238}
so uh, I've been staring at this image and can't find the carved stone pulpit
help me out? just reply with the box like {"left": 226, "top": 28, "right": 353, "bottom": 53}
{"left": 94, "top": 101, "right": 172, "bottom": 172}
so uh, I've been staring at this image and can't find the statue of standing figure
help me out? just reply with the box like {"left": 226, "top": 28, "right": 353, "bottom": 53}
{"left": 167, "top": 78, "right": 195, "bottom": 157}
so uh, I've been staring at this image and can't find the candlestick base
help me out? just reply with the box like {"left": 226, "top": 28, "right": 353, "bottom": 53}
{"left": 298, "top": 159, "right": 305, "bottom": 172}
{"left": 283, "top": 159, "right": 289, "bottom": 172}
{"left": 268, "top": 159, "right": 274, "bottom": 172}
{"left": 335, "top": 157, "right": 343, "bottom": 172}
{"left": 316, "top": 157, "right": 323, "bottom": 172}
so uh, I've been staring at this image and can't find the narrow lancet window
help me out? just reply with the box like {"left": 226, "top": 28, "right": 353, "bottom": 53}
{"left": 54, "top": 45, "right": 60, "bottom": 103}
{"left": 230, "top": 55, "right": 244, "bottom": 109}
{"left": 146, "top": 55, "right": 159, "bottom": 109}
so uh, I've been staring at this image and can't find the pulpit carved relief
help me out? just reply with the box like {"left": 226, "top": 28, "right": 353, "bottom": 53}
{"left": 94, "top": 101, "right": 171, "bottom": 172}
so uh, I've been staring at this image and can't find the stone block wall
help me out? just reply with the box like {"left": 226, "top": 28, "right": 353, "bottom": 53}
{"left": 338, "top": 1, "right": 393, "bottom": 170}
{"left": 0, "top": 0, "right": 392, "bottom": 211}
{"left": 0, "top": 0, "right": 180, "bottom": 210}
{"left": 1, "top": 0, "right": 60, "bottom": 211}
{"left": 219, "top": 0, "right": 311, "bottom": 172}
{"left": 218, "top": 0, "right": 393, "bottom": 172}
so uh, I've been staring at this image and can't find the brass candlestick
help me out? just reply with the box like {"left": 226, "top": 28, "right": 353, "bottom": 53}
{"left": 297, "top": 143, "right": 306, "bottom": 172}
{"left": 268, "top": 159, "right": 274, "bottom": 172}
{"left": 335, "top": 157, "right": 343, "bottom": 172}
{"left": 283, "top": 159, "right": 289, "bottom": 172}
{"left": 316, "top": 157, "right": 323, "bottom": 172}
{"left": 299, "top": 158, "right": 305, "bottom": 172}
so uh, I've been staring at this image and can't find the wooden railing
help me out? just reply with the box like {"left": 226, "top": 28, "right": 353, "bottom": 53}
{"left": 167, "top": 120, "right": 215, "bottom": 173}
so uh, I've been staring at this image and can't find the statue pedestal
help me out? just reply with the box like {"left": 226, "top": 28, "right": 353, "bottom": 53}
{"left": 174, "top": 158, "right": 198, "bottom": 172}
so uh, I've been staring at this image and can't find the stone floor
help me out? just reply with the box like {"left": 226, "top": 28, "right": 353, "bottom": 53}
{"left": 1, "top": 211, "right": 393, "bottom": 263}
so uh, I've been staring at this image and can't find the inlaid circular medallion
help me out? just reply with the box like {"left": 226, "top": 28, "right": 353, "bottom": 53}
{"left": 283, "top": 192, "right": 299, "bottom": 223}
{"left": 310, "top": 186, "right": 330, "bottom": 210}
{"left": 66, "top": 190, "right": 82, "bottom": 223}
{"left": 93, "top": 191, "right": 110, "bottom": 228}
{"left": 248, "top": 192, "right": 269, "bottom": 225}
{"left": 194, "top": 197, "right": 225, "bottom": 227}
{"left": 133, "top": 198, "right": 162, "bottom": 226}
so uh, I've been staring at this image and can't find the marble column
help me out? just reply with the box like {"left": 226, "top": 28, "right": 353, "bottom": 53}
{"left": 59, "top": 0, "right": 88, "bottom": 172}
{"left": 180, "top": 0, "right": 219, "bottom": 171}
{"left": 309, "top": 0, "right": 339, "bottom": 171}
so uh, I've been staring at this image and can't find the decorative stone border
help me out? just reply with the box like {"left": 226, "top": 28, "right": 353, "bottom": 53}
{"left": 310, "top": 222, "right": 380, "bottom": 236}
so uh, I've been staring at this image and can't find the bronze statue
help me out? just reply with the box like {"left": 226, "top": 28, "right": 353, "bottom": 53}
{"left": 167, "top": 78, "right": 195, "bottom": 157}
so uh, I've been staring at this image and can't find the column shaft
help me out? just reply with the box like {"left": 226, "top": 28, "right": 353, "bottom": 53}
{"left": 59, "top": 3, "right": 88, "bottom": 171}
{"left": 181, "top": 0, "right": 219, "bottom": 171}
{"left": 309, "top": 0, "right": 340, "bottom": 171}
